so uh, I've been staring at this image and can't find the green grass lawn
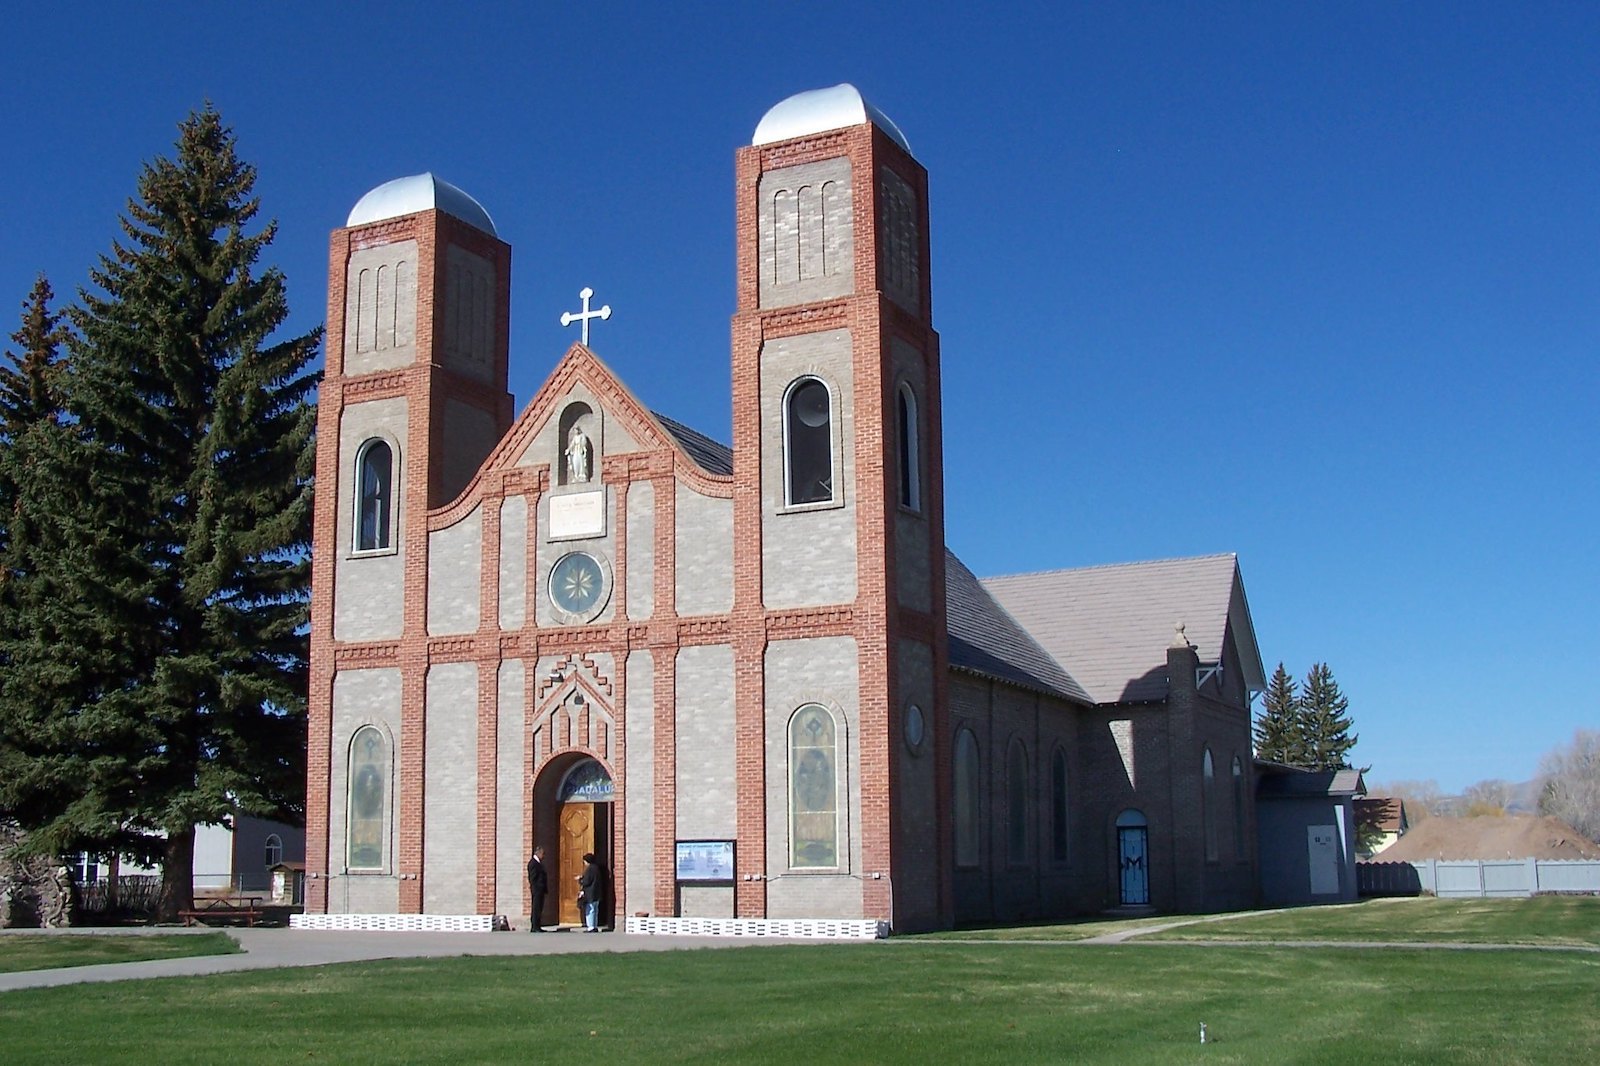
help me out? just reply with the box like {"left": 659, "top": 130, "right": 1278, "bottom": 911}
{"left": 922, "top": 895, "right": 1600, "bottom": 947}
{"left": 0, "top": 942, "right": 1595, "bottom": 1063}
{"left": 0, "top": 931, "right": 240, "bottom": 973}
{"left": 1143, "top": 896, "right": 1600, "bottom": 946}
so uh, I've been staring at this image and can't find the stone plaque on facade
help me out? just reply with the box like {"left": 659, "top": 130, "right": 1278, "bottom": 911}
{"left": 550, "top": 490, "right": 605, "bottom": 539}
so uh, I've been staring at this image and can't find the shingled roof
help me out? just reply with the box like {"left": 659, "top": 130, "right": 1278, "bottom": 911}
{"left": 981, "top": 554, "right": 1263, "bottom": 706}
{"left": 945, "top": 550, "right": 1090, "bottom": 704}
{"left": 653, "top": 412, "right": 733, "bottom": 475}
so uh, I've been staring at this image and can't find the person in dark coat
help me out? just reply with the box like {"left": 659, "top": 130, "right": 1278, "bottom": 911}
{"left": 526, "top": 845, "right": 548, "bottom": 932}
{"left": 576, "top": 852, "right": 606, "bottom": 932}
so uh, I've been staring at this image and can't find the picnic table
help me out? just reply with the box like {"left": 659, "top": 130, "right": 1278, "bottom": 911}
{"left": 178, "top": 896, "right": 265, "bottom": 927}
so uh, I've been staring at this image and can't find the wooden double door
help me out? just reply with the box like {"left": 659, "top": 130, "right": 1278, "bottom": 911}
{"left": 557, "top": 801, "right": 611, "bottom": 926}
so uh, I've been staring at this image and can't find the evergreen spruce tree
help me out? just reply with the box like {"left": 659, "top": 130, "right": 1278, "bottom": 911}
{"left": 0, "top": 275, "right": 79, "bottom": 849}
{"left": 0, "top": 109, "right": 319, "bottom": 920}
{"left": 1299, "top": 662, "right": 1357, "bottom": 770}
{"left": 0, "top": 276, "right": 67, "bottom": 559}
{"left": 1253, "top": 662, "right": 1303, "bottom": 764}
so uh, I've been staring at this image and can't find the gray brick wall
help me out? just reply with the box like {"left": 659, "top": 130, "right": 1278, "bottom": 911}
{"left": 758, "top": 158, "right": 853, "bottom": 309}
{"left": 439, "top": 398, "right": 500, "bottom": 504}
{"left": 329, "top": 667, "right": 402, "bottom": 912}
{"left": 496, "top": 659, "right": 527, "bottom": 919}
{"left": 675, "top": 645, "right": 736, "bottom": 840}
{"left": 441, "top": 243, "right": 495, "bottom": 385}
{"left": 626, "top": 481, "right": 654, "bottom": 620}
{"left": 343, "top": 240, "right": 417, "bottom": 374}
{"left": 333, "top": 398, "right": 406, "bottom": 642}
{"left": 498, "top": 495, "right": 528, "bottom": 629}
{"left": 427, "top": 503, "right": 482, "bottom": 635}
{"left": 675, "top": 485, "right": 733, "bottom": 616}
{"left": 625, "top": 650, "right": 655, "bottom": 916}
{"left": 760, "top": 328, "right": 857, "bottom": 608}
{"left": 424, "top": 662, "right": 478, "bottom": 913}
{"left": 764, "top": 636, "right": 863, "bottom": 919}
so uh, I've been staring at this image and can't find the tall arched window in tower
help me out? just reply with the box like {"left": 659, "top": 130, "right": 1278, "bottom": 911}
{"left": 1203, "top": 748, "right": 1219, "bottom": 863}
{"left": 347, "top": 725, "right": 388, "bottom": 870}
{"left": 954, "top": 729, "right": 980, "bottom": 867}
{"left": 1232, "top": 755, "right": 1246, "bottom": 860}
{"left": 1051, "top": 748, "right": 1069, "bottom": 863}
{"left": 897, "top": 383, "right": 920, "bottom": 511}
{"left": 789, "top": 704, "right": 838, "bottom": 868}
{"left": 1007, "top": 739, "right": 1030, "bottom": 864}
{"left": 784, "top": 377, "right": 834, "bottom": 506}
{"left": 355, "top": 439, "right": 393, "bottom": 551}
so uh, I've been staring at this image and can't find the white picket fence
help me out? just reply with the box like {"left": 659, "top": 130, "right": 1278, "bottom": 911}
{"left": 1358, "top": 859, "right": 1600, "bottom": 898}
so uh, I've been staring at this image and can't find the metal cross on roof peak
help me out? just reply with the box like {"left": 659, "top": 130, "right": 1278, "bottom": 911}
{"left": 559, "top": 286, "right": 611, "bottom": 346}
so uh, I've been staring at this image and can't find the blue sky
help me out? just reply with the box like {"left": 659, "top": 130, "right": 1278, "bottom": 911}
{"left": 4, "top": 3, "right": 1595, "bottom": 793}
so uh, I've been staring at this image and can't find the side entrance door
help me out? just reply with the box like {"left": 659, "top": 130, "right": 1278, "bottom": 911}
{"left": 1118, "top": 826, "right": 1149, "bottom": 906}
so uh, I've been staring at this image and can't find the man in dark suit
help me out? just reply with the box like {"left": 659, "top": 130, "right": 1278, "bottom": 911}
{"left": 526, "top": 845, "right": 549, "bottom": 932}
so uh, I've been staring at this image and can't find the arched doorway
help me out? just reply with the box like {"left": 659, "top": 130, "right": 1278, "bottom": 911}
{"left": 1116, "top": 808, "right": 1149, "bottom": 906}
{"left": 554, "top": 758, "right": 614, "bottom": 927}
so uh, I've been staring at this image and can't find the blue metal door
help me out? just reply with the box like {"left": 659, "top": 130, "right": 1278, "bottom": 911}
{"left": 1118, "top": 826, "right": 1149, "bottom": 905}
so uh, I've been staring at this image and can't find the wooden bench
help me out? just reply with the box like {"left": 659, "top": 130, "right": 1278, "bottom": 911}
{"left": 179, "top": 896, "right": 264, "bottom": 927}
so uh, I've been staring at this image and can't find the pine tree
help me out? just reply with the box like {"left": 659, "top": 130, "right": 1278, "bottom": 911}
{"left": 0, "top": 276, "right": 80, "bottom": 853}
{"left": 0, "top": 275, "right": 68, "bottom": 555}
{"left": 1299, "top": 662, "right": 1357, "bottom": 770}
{"left": 1253, "top": 662, "right": 1303, "bottom": 764}
{"left": 0, "top": 108, "right": 319, "bottom": 920}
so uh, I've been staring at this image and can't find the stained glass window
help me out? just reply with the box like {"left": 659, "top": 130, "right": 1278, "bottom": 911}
{"left": 789, "top": 705, "right": 838, "bottom": 867}
{"left": 1232, "top": 755, "right": 1246, "bottom": 860}
{"left": 955, "top": 729, "right": 980, "bottom": 867}
{"left": 347, "top": 726, "right": 387, "bottom": 870}
{"left": 1051, "top": 748, "right": 1069, "bottom": 863}
{"left": 1007, "top": 740, "right": 1029, "bottom": 864}
{"left": 1203, "top": 748, "right": 1219, "bottom": 863}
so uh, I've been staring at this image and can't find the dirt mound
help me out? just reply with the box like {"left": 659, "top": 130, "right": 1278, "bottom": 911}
{"left": 1379, "top": 814, "right": 1600, "bottom": 862}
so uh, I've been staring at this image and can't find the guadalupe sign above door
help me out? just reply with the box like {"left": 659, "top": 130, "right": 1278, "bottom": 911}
{"left": 559, "top": 759, "right": 614, "bottom": 803}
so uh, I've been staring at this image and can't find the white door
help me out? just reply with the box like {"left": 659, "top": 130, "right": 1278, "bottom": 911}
{"left": 1307, "top": 825, "right": 1339, "bottom": 895}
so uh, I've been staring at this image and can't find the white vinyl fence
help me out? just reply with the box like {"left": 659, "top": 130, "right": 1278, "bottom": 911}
{"left": 1358, "top": 859, "right": 1600, "bottom": 898}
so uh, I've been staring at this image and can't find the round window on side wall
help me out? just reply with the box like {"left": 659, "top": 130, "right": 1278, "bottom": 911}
{"left": 904, "top": 704, "right": 926, "bottom": 755}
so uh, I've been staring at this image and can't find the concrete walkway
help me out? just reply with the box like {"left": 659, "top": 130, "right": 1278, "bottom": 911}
{"left": 0, "top": 926, "right": 831, "bottom": 993}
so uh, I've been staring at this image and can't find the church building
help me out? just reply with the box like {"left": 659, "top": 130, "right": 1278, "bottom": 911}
{"left": 304, "top": 85, "right": 1265, "bottom": 934}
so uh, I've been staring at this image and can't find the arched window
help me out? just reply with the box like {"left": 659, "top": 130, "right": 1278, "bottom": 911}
{"left": 1232, "top": 755, "right": 1246, "bottom": 860}
{"left": 789, "top": 705, "right": 838, "bottom": 868}
{"left": 784, "top": 378, "right": 834, "bottom": 506}
{"left": 954, "top": 729, "right": 980, "bottom": 867}
{"left": 347, "top": 725, "right": 388, "bottom": 870}
{"left": 1051, "top": 748, "right": 1069, "bottom": 863}
{"left": 1007, "top": 739, "right": 1029, "bottom": 864}
{"left": 355, "top": 439, "right": 393, "bottom": 551}
{"left": 1203, "top": 748, "right": 1219, "bottom": 863}
{"left": 897, "top": 384, "right": 920, "bottom": 511}
{"left": 263, "top": 833, "right": 283, "bottom": 869}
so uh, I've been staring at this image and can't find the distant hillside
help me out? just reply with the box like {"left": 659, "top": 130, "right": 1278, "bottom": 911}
{"left": 1379, "top": 814, "right": 1598, "bottom": 862}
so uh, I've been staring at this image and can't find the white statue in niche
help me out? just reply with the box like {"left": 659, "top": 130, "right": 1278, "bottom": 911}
{"left": 566, "top": 424, "right": 592, "bottom": 484}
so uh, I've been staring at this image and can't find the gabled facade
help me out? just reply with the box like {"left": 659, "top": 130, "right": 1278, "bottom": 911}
{"left": 304, "top": 86, "right": 1267, "bottom": 931}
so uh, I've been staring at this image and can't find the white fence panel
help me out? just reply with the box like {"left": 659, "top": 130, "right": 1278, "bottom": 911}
{"left": 1434, "top": 862, "right": 1488, "bottom": 898}
{"left": 1358, "top": 857, "right": 1600, "bottom": 898}
{"left": 1536, "top": 860, "right": 1600, "bottom": 893}
{"left": 1480, "top": 860, "right": 1531, "bottom": 898}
